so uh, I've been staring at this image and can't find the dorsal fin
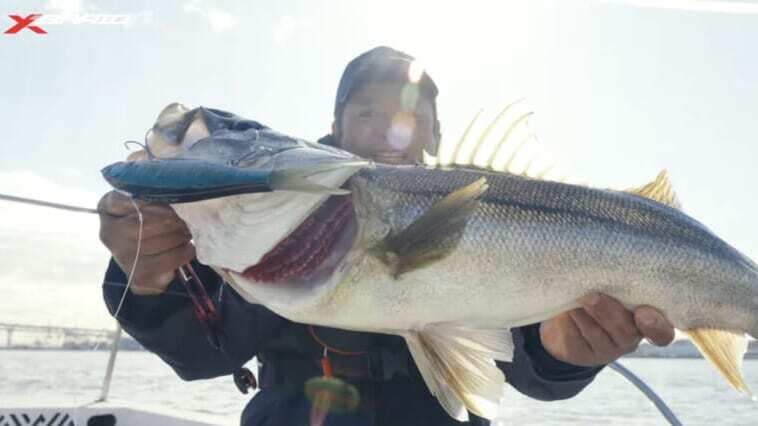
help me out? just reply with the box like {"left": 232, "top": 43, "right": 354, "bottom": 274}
{"left": 463, "top": 99, "right": 525, "bottom": 165}
{"left": 425, "top": 100, "right": 568, "bottom": 183}
{"left": 448, "top": 109, "right": 483, "bottom": 164}
{"left": 625, "top": 170, "right": 682, "bottom": 210}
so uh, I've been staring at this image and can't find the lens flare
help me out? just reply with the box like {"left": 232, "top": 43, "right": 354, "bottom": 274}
{"left": 407, "top": 60, "right": 425, "bottom": 83}
{"left": 401, "top": 83, "right": 419, "bottom": 112}
{"left": 387, "top": 112, "right": 416, "bottom": 151}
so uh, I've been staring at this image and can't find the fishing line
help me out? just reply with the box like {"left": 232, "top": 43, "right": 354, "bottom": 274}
{"left": 0, "top": 190, "right": 149, "bottom": 403}
{"left": 0, "top": 193, "right": 98, "bottom": 214}
{"left": 124, "top": 132, "right": 156, "bottom": 160}
{"left": 110, "top": 196, "right": 144, "bottom": 321}
{"left": 0, "top": 191, "right": 128, "bottom": 410}
{"left": 89, "top": 194, "right": 142, "bottom": 357}
{"left": 0, "top": 150, "right": 226, "bottom": 407}
{"left": 2, "top": 189, "right": 150, "bottom": 324}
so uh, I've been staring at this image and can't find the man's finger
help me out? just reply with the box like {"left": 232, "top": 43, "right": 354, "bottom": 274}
{"left": 98, "top": 191, "right": 178, "bottom": 220}
{"left": 128, "top": 243, "right": 196, "bottom": 295}
{"left": 110, "top": 203, "right": 179, "bottom": 224}
{"left": 135, "top": 242, "right": 196, "bottom": 274}
{"left": 140, "top": 230, "right": 193, "bottom": 256}
{"left": 137, "top": 211, "right": 190, "bottom": 240}
{"left": 131, "top": 270, "right": 177, "bottom": 296}
{"left": 634, "top": 306, "right": 675, "bottom": 346}
{"left": 101, "top": 205, "right": 188, "bottom": 241}
{"left": 98, "top": 191, "right": 146, "bottom": 217}
{"left": 580, "top": 293, "right": 641, "bottom": 349}
{"left": 541, "top": 312, "right": 594, "bottom": 366}
{"left": 568, "top": 309, "right": 617, "bottom": 360}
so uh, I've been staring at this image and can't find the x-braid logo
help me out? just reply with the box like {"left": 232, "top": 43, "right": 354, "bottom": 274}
{"left": 4, "top": 13, "right": 131, "bottom": 34}
{"left": 4, "top": 14, "right": 46, "bottom": 34}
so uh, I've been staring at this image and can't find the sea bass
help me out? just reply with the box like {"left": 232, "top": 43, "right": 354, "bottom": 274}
{"left": 103, "top": 104, "right": 758, "bottom": 421}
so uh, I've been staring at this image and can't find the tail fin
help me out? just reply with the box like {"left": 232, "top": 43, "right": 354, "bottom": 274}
{"left": 684, "top": 328, "right": 753, "bottom": 398}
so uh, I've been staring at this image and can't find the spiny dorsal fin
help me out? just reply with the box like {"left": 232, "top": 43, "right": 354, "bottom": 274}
{"left": 625, "top": 170, "right": 682, "bottom": 210}
{"left": 449, "top": 109, "right": 483, "bottom": 163}
{"left": 373, "top": 178, "right": 488, "bottom": 277}
{"left": 684, "top": 328, "right": 753, "bottom": 398}
{"left": 424, "top": 100, "right": 569, "bottom": 183}
{"left": 403, "top": 325, "right": 513, "bottom": 421}
{"left": 463, "top": 99, "right": 525, "bottom": 166}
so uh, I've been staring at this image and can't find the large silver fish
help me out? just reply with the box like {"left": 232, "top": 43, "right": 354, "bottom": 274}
{"left": 104, "top": 104, "right": 758, "bottom": 421}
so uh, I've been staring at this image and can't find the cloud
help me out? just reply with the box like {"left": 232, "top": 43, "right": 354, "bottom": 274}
{"left": 183, "top": 0, "right": 237, "bottom": 32}
{"left": 0, "top": 170, "right": 111, "bottom": 329}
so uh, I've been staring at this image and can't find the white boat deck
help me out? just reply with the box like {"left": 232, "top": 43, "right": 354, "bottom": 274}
{"left": 1, "top": 398, "right": 226, "bottom": 426}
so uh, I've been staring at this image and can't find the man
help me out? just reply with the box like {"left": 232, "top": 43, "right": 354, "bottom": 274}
{"left": 98, "top": 46, "right": 675, "bottom": 425}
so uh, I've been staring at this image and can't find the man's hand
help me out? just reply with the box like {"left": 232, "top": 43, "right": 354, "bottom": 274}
{"left": 98, "top": 191, "right": 195, "bottom": 296}
{"left": 540, "top": 293, "right": 675, "bottom": 367}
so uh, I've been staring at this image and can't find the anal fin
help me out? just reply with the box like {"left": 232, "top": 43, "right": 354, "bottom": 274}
{"left": 402, "top": 325, "right": 513, "bottom": 421}
{"left": 684, "top": 328, "right": 753, "bottom": 398}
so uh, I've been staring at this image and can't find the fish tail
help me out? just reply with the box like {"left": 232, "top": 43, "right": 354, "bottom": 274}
{"left": 684, "top": 328, "right": 753, "bottom": 398}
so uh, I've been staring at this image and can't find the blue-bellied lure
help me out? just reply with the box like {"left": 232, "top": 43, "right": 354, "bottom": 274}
{"left": 101, "top": 159, "right": 274, "bottom": 203}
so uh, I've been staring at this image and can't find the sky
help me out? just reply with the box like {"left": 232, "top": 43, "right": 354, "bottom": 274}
{"left": 0, "top": 0, "right": 757, "bottom": 329}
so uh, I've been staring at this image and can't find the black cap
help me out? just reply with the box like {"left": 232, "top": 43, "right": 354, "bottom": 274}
{"left": 333, "top": 46, "right": 439, "bottom": 120}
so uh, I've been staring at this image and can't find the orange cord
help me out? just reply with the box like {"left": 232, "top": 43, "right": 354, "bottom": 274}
{"left": 308, "top": 325, "right": 367, "bottom": 357}
{"left": 320, "top": 356, "right": 334, "bottom": 378}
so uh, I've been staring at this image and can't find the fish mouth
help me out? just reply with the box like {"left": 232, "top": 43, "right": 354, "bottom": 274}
{"left": 241, "top": 194, "right": 357, "bottom": 284}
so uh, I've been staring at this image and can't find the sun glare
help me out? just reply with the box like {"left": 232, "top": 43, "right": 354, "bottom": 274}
{"left": 407, "top": 60, "right": 425, "bottom": 83}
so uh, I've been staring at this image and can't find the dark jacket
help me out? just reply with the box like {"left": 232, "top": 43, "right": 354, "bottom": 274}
{"left": 103, "top": 259, "right": 602, "bottom": 426}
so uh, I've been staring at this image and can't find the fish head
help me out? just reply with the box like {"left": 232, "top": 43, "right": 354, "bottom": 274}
{"left": 115, "top": 103, "right": 374, "bottom": 314}
{"left": 138, "top": 103, "right": 368, "bottom": 183}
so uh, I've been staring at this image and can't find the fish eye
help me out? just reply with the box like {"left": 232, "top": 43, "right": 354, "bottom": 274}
{"left": 233, "top": 120, "right": 259, "bottom": 131}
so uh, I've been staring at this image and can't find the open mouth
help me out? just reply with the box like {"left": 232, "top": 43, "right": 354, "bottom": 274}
{"left": 242, "top": 194, "right": 357, "bottom": 283}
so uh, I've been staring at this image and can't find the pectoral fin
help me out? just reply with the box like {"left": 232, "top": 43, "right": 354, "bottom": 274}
{"left": 403, "top": 325, "right": 513, "bottom": 421}
{"left": 684, "top": 328, "right": 753, "bottom": 398}
{"left": 374, "top": 178, "right": 488, "bottom": 277}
